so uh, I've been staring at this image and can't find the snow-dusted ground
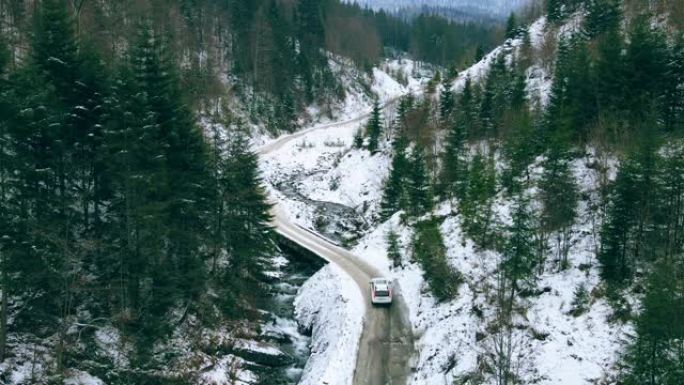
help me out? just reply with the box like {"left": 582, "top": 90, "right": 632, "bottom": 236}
{"left": 283, "top": 132, "right": 631, "bottom": 383}
{"left": 293, "top": 264, "right": 365, "bottom": 385}
{"left": 260, "top": 58, "right": 427, "bottom": 230}
{"left": 452, "top": 17, "right": 555, "bottom": 109}
{"left": 250, "top": 57, "right": 428, "bottom": 148}
{"left": 351, "top": 154, "right": 631, "bottom": 384}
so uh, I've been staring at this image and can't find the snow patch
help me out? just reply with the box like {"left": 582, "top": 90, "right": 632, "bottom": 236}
{"left": 294, "top": 264, "right": 365, "bottom": 385}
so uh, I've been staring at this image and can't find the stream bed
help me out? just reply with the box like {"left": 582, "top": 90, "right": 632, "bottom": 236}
{"left": 257, "top": 246, "right": 325, "bottom": 385}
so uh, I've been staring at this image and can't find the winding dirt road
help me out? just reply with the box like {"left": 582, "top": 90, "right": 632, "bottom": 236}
{"left": 257, "top": 102, "right": 414, "bottom": 385}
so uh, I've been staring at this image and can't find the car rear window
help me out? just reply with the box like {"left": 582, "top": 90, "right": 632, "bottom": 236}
{"left": 375, "top": 289, "right": 390, "bottom": 297}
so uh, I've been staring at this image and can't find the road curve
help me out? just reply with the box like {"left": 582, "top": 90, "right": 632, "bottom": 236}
{"left": 257, "top": 102, "right": 414, "bottom": 385}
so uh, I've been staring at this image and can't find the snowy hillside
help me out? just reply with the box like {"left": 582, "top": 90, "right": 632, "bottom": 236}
{"left": 258, "top": 12, "right": 647, "bottom": 385}
{"left": 350, "top": 154, "right": 631, "bottom": 384}
{"left": 269, "top": 127, "right": 631, "bottom": 384}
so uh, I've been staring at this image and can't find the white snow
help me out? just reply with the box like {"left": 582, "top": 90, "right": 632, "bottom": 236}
{"left": 347, "top": 153, "right": 631, "bottom": 385}
{"left": 266, "top": 83, "right": 631, "bottom": 384}
{"left": 64, "top": 370, "right": 105, "bottom": 385}
{"left": 198, "top": 355, "right": 258, "bottom": 385}
{"left": 452, "top": 17, "right": 555, "bottom": 108}
{"left": 294, "top": 264, "right": 365, "bottom": 385}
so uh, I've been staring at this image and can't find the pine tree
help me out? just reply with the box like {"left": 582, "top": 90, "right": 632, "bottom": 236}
{"left": 32, "top": 0, "right": 79, "bottom": 98}
{"left": 461, "top": 151, "right": 498, "bottom": 248}
{"left": 546, "top": 35, "right": 596, "bottom": 142}
{"left": 412, "top": 218, "right": 461, "bottom": 301}
{"left": 501, "top": 113, "right": 535, "bottom": 195}
{"left": 658, "top": 143, "right": 684, "bottom": 259}
{"left": 547, "top": 0, "right": 563, "bottom": 22}
{"left": 623, "top": 15, "right": 669, "bottom": 122}
{"left": 219, "top": 130, "right": 275, "bottom": 306}
{"left": 353, "top": 128, "right": 364, "bottom": 149}
{"left": 4, "top": 0, "right": 101, "bottom": 370}
{"left": 439, "top": 112, "right": 467, "bottom": 201}
{"left": 380, "top": 135, "right": 409, "bottom": 219}
{"left": 505, "top": 12, "right": 518, "bottom": 39}
{"left": 503, "top": 195, "right": 537, "bottom": 297}
{"left": 0, "top": 31, "right": 11, "bottom": 362}
{"left": 395, "top": 94, "right": 414, "bottom": 131}
{"left": 474, "top": 44, "right": 485, "bottom": 63}
{"left": 538, "top": 137, "right": 578, "bottom": 271}
{"left": 439, "top": 77, "right": 455, "bottom": 122}
{"left": 621, "top": 256, "right": 684, "bottom": 385}
{"left": 296, "top": 0, "right": 334, "bottom": 100}
{"left": 386, "top": 229, "right": 402, "bottom": 268}
{"left": 595, "top": 25, "right": 625, "bottom": 114}
{"left": 407, "top": 146, "right": 433, "bottom": 217}
{"left": 599, "top": 140, "right": 660, "bottom": 284}
{"left": 663, "top": 35, "right": 684, "bottom": 132}
{"left": 457, "top": 77, "right": 476, "bottom": 135}
{"left": 367, "top": 99, "right": 383, "bottom": 154}
{"left": 479, "top": 54, "right": 512, "bottom": 137}
{"left": 584, "top": 0, "right": 621, "bottom": 38}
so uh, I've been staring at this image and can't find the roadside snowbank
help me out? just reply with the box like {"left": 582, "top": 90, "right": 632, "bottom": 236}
{"left": 294, "top": 264, "right": 365, "bottom": 385}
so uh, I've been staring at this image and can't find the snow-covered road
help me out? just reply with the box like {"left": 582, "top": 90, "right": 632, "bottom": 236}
{"left": 257, "top": 99, "right": 414, "bottom": 385}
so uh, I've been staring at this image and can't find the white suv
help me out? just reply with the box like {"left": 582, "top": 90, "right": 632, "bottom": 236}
{"left": 370, "top": 278, "right": 393, "bottom": 305}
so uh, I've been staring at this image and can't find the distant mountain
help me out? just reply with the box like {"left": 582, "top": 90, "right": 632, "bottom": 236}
{"left": 344, "top": 0, "right": 530, "bottom": 20}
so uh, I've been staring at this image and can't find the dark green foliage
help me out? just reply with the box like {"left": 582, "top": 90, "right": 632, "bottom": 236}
{"left": 569, "top": 282, "right": 590, "bottom": 316}
{"left": 461, "top": 151, "right": 498, "bottom": 249}
{"left": 538, "top": 137, "right": 578, "bottom": 270}
{"left": 594, "top": 26, "right": 625, "bottom": 114}
{"left": 546, "top": 35, "right": 596, "bottom": 142}
{"left": 505, "top": 12, "right": 519, "bottom": 39}
{"left": 380, "top": 135, "right": 410, "bottom": 219}
{"left": 439, "top": 78, "right": 455, "bottom": 122}
{"left": 599, "top": 138, "right": 684, "bottom": 289}
{"left": 477, "top": 53, "right": 524, "bottom": 138}
{"left": 407, "top": 147, "right": 434, "bottom": 217}
{"left": 0, "top": 33, "right": 8, "bottom": 73}
{"left": 412, "top": 219, "right": 462, "bottom": 301}
{"left": 386, "top": 229, "right": 403, "bottom": 268}
{"left": 501, "top": 111, "right": 536, "bottom": 195}
{"left": 474, "top": 44, "right": 485, "bottom": 62}
{"left": 353, "top": 128, "right": 364, "bottom": 149}
{"left": 621, "top": 256, "right": 684, "bottom": 385}
{"left": 584, "top": 0, "right": 621, "bottom": 38}
{"left": 439, "top": 110, "right": 468, "bottom": 200}
{"left": 479, "top": 54, "right": 510, "bottom": 136}
{"left": 663, "top": 35, "right": 684, "bottom": 132}
{"left": 215, "top": 130, "right": 274, "bottom": 313}
{"left": 395, "top": 94, "right": 415, "bottom": 130}
{"left": 547, "top": 0, "right": 562, "bottom": 22}
{"left": 0, "top": 1, "right": 275, "bottom": 377}
{"left": 599, "top": 140, "right": 660, "bottom": 285}
{"left": 408, "top": 14, "right": 501, "bottom": 67}
{"left": 598, "top": 155, "right": 645, "bottom": 284}
{"left": 548, "top": 0, "right": 581, "bottom": 22}
{"left": 366, "top": 99, "right": 383, "bottom": 154}
{"left": 623, "top": 15, "right": 670, "bottom": 122}
{"left": 502, "top": 195, "right": 537, "bottom": 293}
